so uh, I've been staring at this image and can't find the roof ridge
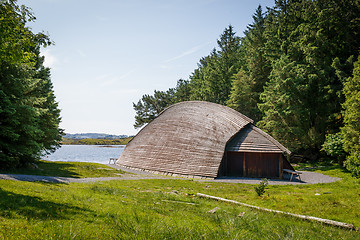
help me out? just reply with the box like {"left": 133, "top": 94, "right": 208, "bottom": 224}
{"left": 163, "top": 101, "right": 254, "bottom": 123}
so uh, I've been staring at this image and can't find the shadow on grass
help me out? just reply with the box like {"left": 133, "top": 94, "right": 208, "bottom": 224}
{"left": 0, "top": 161, "right": 80, "bottom": 178}
{"left": 295, "top": 160, "right": 344, "bottom": 171}
{"left": 0, "top": 187, "right": 92, "bottom": 220}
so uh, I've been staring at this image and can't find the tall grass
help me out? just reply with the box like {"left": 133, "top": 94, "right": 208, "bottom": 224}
{"left": 1, "top": 166, "right": 359, "bottom": 239}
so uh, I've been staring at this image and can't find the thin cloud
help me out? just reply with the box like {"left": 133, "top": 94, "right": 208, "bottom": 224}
{"left": 163, "top": 41, "right": 212, "bottom": 63}
{"left": 41, "top": 49, "right": 57, "bottom": 68}
{"left": 99, "top": 70, "right": 136, "bottom": 87}
{"left": 77, "top": 49, "right": 87, "bottom": 57}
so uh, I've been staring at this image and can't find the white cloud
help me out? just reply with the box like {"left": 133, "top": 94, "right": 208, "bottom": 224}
{"left": 77, "top": 49, "right": 87, "bottom": 57}
{"left": 98, "top": 70, "right": 136, "bottom": 87}
{"left": 163, "top": 41, "right": 212, "bottom": 63}
{"left": 41, "top": 49, "right": 57, "bottom": 68}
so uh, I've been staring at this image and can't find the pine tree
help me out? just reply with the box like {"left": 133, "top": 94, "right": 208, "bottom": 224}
{"left": 133, "top": 88, "right": 175, "bottom": 129}
{"left": 227, "top": 70, "right": 259, "bottom": 120}
{"left": 189, "top": 49, "right": 219, "bottom": 102}
{"left": 227, "top": 5, "right": 268, "bottom": 122}
{"left": 258, "top": 0, "right": 360, "bottom": 154}
{"left": 189, "top": 26, "right": 241, "bottom": 105}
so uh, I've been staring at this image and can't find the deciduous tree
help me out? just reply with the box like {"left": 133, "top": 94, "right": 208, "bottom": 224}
{"left": 341, "top": 56, "right": 360, "bottom": 177}
{"left": 0, "top": 0, "right": 62, "bottom": 168}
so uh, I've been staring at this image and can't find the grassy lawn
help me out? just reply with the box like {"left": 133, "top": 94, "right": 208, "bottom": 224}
{"left": 0, "top": 160, "right": 125, "bottom": 178}
{"left": 0, "top": 162, "right": 359, "bottom": 239}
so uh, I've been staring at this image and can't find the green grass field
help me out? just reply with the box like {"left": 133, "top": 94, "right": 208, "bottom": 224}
{"left": 0, "top": 161, "right": 126, "bottom": 178}
{"left": 0, "top": 162, "right": 359, "bottom": 239}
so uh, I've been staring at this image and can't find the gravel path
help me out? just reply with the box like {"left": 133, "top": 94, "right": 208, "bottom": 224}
{"left": 205, "top": 171, "right": 341, "bottom": 185}
{"left": 0, "top": 164, "right": 340, "bottom": 185}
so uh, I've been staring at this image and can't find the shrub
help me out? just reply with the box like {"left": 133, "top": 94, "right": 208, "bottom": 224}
{"left": 255, "top": 178, "right": 268, "bottom": 196}
{"left": 321, "top": 133, "right": 346, "bottom": 164}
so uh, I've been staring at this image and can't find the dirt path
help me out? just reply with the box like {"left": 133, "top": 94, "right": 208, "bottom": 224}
{"left": 0, "top": 163, "right": 340, "bottom": 185}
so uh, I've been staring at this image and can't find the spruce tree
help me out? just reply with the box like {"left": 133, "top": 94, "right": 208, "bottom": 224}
{"left": 189, "top": 26, "right": 241, "bottom": 105}
{"left": 227, "top": 5, "right": 268, "bottom": 122}
{"left": 259, "top": 0, "right": 360, "bottom": 154}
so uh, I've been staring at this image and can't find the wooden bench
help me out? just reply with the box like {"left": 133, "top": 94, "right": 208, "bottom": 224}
{"left": 283, "top": 169, "right": 302, "bottom": 182}
{"left": 109, "top": 158, "right": 117, "bottom": 164}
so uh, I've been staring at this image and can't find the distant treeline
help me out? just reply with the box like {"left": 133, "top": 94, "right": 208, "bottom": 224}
{"left": 64, "top": 133, "right": 129, "bottom": 139}
{"left": 133, "top": 1, "right": 360, "bottom": 177}
{"left": 62, "top": 137, "right": 133, "bottom": 145}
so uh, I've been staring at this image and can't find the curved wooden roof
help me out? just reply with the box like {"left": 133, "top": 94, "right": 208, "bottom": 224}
{"left": 117, "top": 101, "right": 254, "bottom": 178}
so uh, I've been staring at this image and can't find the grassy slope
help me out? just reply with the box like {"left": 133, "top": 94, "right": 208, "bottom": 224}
{"left": 0, "top": 161, "right": 125, "bottom": 178}
{"left": 0, "top": 162, "right": 359, "bottom": 239}
{"left": 208, "top": 166, "right": 360, "bottom": 230}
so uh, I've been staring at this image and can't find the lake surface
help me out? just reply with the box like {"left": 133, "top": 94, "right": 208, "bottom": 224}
{"left": 44, "top": 145, "right": 125, "bottom": 164}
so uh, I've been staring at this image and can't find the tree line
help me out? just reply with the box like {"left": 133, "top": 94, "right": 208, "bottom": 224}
{"left": 62, "top": 137, "right": 133, "bottom": 146}
{"left": 133, "top": 0, "right": 360, "bottom": 177}
{"left": 0, "top": 0, "right": 62, "bottom": 168}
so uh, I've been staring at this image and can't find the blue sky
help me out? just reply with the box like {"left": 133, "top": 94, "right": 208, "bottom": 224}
{"left": 19, "top": 0, "right": 275, "bottom": 135}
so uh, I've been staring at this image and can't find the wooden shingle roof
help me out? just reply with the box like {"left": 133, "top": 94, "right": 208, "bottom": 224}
{"left": 117, "top": 101, "right": 253, "bottom": 178}
{"left": 226, "top": 124, "right": 291, "bottom": 155}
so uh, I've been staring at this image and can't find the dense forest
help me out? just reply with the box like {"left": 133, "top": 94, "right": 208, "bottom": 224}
{"left": 133, "top": 0, "right": 360, "bottom": 177}
{"left": 0, "top": 0, "right": 62, "bottom": 168}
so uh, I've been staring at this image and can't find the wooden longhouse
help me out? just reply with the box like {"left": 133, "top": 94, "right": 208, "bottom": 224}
{"left": 117, "top": 101, "right": 294, "bottom": 179}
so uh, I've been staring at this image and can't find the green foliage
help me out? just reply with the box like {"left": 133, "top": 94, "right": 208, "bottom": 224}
{"left": 132, "top": 79, "right": 191, "bottom": 129}
{"left": 133, "top": 88, "right": 176, "bottom": 129}
{"left": 0, "top": 164, "right": 359, "bottom": 239}
{"left": 254, "top": 178, "right": 268, "bottom": 196}
{"left": 227, "top": 6, "right": 268, "bottom": 122}
{"left": 227, "top": 70, "right": 257, "bottom": 118}
{"left": 0, "top": 0, "right": 62, "bottom": 168}
{"left": 62, "top": 137, "right": 133, "bottom": 145}
{"left": 341, "top": 56, "right": 360, "bottom": 177}
{"left": 321, "top": 133, "right": 346, "bottom": 164}
{"left": 189, "top": 25, "right": 241, "bottom": 105}
{"left": 132, "top": 1, "right": 360, "bottom": 166}
{"left": 258, "top": 55, "right": 311, "bottom": 150}
{"left": 258, "top": 0, "right": 360, "bottom": 154}
{"left": 0, "top": 160, "right": 125, "bottom": 178}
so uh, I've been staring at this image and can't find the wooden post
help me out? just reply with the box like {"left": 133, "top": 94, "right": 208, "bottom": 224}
{"left": 243, "top": 152, "right": 246, "bottom": 177}
{"left": 223, "top": 152, "right": 227, "bottom": 176}
{"left": 279, "top": 154, "right": 283, "bottom": 179}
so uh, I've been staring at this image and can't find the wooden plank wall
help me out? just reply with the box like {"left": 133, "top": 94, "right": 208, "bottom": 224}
{"left": 223, "top": 152, "right": 282, "bottom": 178}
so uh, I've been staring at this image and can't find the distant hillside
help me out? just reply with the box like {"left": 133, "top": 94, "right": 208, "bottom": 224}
{"left": 64, "top": 133, "right": 129, "bottom": 139}
{"left": 62, "top": 137, "right": 133, "bottom": 145}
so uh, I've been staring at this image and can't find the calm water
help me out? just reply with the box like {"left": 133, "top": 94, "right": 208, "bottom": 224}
{"left": 44, "top": 145, "right": 125, "bottom": 164}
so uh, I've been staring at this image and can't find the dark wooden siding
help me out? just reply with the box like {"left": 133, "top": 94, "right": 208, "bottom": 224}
{"left": 224, "top": 152, "right": 283, "bottom": 178}
{"left": 222, "top": 123, "right": 294, "bottom": 178}
{"left": 225, "top": 152, "right": 244, "bottom": 176}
